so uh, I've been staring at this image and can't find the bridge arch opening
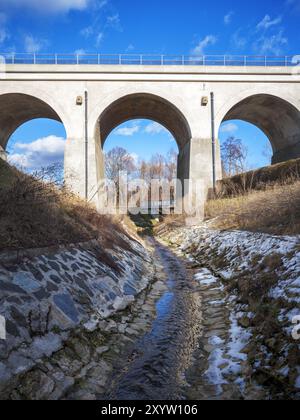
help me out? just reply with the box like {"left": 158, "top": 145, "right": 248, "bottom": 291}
{"left": 219, "top": 94, "right": 300, "bottom": 166}
{"left": 96, "top": 93, "right": 191, "bottom": 149}
{"left": 94, "top": 92, "right": 192, "bottom": 183}
{"left": 0, "top": 93, "right": 67, "bottom": 174}
{"left": 104, "top": 119, "right": 179, "bottom": 209}
{"left": 219, "top": 120, "right": 273, "bottom": 175}
{"left": 93, "top": 93, "right": 192, "bottom": 209}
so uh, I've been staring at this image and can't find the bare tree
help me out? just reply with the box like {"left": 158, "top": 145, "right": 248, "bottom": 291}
{"left": 165, "top": 149, "right": 178, "bottom": 182}
{"left": 221, "top": 137, "right": 248, "bottom": 177}
{"left": 105, "top": 147, "right": 136, "bottom": 182}
{"left": 148, "top": 154, "right": 166, "bottom": 180}
{"left": 139, "top": 160, "right": 151, "bottom": 184}
{"left": 33, "top": 163, "right": 64, "bottom": 188}
{"left": 105, "top": 147, "right": 136, "bottom": 206}
{"left": 136, "top": 150, "right": 178, "bottom": 204}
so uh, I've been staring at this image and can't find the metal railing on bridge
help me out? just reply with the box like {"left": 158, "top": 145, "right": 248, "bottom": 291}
{"left": 0, "top": 53, "right": 299, "bottom": 67}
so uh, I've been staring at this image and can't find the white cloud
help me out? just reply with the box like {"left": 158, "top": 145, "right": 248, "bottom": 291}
{"left": 1, "top": 0, "right": 96, "bottom": 13}
{"left": 192, "top": 35, "right": 217, "bottom": 55}
{"left": 24, "top": 35, "right": 48, "bottom": 53}
{"left": 115, "top": 125, "right": 140, "bottom": 136}
{"left": 231, "top": 30, "right": 247, "bottom": 49}
{"left": 220, "top": 123, "right": 239, "bottom": 134}
{"left": 9, "top": 153, "right": 31, "bottom": 168}
{"left": 0, "top": 13, "right": 9, "bottom": 44}
{"left": 144, "top": 122, "right": 167, "bottom": 135}
{"left": 95, "top": 32, "right": 104, "bottom": 47}
{"left": 0, "top": 28, "right": 8, "bottom": 44}
{"left": 74, "top": 48, "right": 86, "bottom": 55}
{"left": 107, "top": 13, "right": 122, "bottom": 30}
{"left": 256, "top": 15, "right": 282, "bottom": 31}
{"left": 9, "top": 136, "right": 65, "bottom": 169}
{"left": 224, "top": 11, "right": 234, "bottom": 25}
{"left": 126, "top": 44, "right": 135, "bottom": 52}
{"left": 253, "top": 30, "right": 288, "bottom": 55}
{"left": 254, "top": 14, "right": 287, "bottom": 55}
{"left": 80, "top": 26, "right": 104, "bottom": 47}
{"left": 80, "top": 26, "right": 94, "bottom": 38}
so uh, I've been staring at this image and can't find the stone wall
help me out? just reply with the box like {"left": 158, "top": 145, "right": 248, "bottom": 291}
{"left": 0, "top": 232, "right": 155, "bottom": 399}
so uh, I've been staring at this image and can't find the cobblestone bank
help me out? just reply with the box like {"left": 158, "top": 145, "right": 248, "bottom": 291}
{"left": 0, "top": 232, "right": 156, "bottom": 399}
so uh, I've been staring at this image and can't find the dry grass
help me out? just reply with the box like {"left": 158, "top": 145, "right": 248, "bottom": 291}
{"left": 206, "top": 180, "right": 300, "bottom": 235}
{"left": 0, "top": 160, "right": 136, "bottom": 252}
{"left": 154, "top": 214, "right": 187, "bottom": 236}
{"left": 215, "top": 158, "right": 300, "bottom": 199}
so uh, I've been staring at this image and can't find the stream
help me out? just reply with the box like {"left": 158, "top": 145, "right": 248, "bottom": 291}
{"left": 96, "top": 236, "right": 263, "bottom": 401}
{"left": 104, "top": 240, "right": 202, "bottom": 400}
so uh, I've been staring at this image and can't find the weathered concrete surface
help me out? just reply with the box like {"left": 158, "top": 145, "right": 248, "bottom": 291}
{"left": 0, "top": 64, "right": 300, "bottom": 207}
{"left": 0, "top": 232, "right": 156, "bottom": 399}
{"left": 222, "top": 94, "right": 300, "bottom": 164}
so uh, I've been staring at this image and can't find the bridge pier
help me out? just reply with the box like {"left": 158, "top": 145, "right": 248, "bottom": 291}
{"left": 189, "top": 137, "right": 222, "bottom": 191}
{"left": 64, "top": 134, "right": 105, "bottom": 205}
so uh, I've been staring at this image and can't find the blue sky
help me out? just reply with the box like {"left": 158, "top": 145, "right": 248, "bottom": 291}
{"left": 1, "top": 0, "right": 298, "bottom": 170}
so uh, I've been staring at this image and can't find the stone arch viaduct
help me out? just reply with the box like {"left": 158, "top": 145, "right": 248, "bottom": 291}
{"left": 0, "top": 60, "right": 300, "bottom": 208}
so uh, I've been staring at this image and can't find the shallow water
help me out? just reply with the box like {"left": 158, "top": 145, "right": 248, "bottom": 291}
{"left": 104, "top": 240, "right": 202, "bottom": 400}
{"left": 101, "top": 239, "right": 262, "bottom": 401}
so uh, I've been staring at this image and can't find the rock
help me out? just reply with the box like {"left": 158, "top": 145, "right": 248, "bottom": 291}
{"left": 31, "top": 333, "right": 62, "bottom": 359}
{"left": 5, "top": 320, "right": 20, "bottom": 338}
{"left": 83, "top": 319, "right": 99, "bottom": 332}
{"left": 113, "top": 296, "right": 134, "bottom": 311}
{"left": 12, "top": 272, "right": 41, "bottom": 293}
{"left": 70, "top": 391, "right": 97, "bottom": 400}
{"left": 265, "top": 338, "right": 277, "bottom": 351}
{"left": 19, "top": 371, "right": 55, "bottom": 400}
{"left": 53, "top": 294, "right": 79, "bottom": 324}
{"left": 96, "top": 346, "right": 109, "bottom": 355}
{"left": 289, "top": 368, "right": 298, "bottom": 387}
{"left": 0, "top": 362, "right": 11, "bottom": 393}
{"left": 0, "top": 280, "right": 25, "bottom": 294}
{"left": 125, "top": 327, "right": 138, "bottom": 336}
{"left": 238, "top": 316, "right": 251, "bottom": 329}
{"left": 7, "top": 352, "right": 34, "bottom": 375}
{"left": 241, "top": 344, "right": 252, "bottom": 354}
{"left": 54, "top": 353, "right": 82, "bottom": 376}
{"left": 118, "top": 324, "right": 127, "bottom": 334}
{"left": 104, "top": 320, "right": 118, "bottom": 333}
{"left": 72, "top": 339, "right": 91, "bottom": 364}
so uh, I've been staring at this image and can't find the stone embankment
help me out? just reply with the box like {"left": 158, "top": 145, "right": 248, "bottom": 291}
{"left": 1, "top": 221, "right": 299, "bottom": 400}
{"left": 0, "top": 231, "right": 156, "bottom": 399}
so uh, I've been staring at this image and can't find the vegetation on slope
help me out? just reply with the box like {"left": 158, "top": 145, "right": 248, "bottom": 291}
{"left": 0, "top": 160, "right": 136, "bottom": 252}
{"left": 215, "top": 157, "right": 300, "bottom": 198}
{"left": 205, "top": 158, "right": 300, "bottom": 235}
{"left": 206, "top": 180, "right": 300, "bottom": 235}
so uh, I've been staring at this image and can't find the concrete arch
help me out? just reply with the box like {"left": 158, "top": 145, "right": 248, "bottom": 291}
{"left": 88, "top": 85, "right": 193, "bottom": 141}
{"left": 95, "top": 92, "right": 192, "bottom": 149}
{"left": 0, "top": 86, "right": 72, "bottom": 151}
{"left": 216, "top": 88, "right": 300, "bottom": 164}
{"left": 0, "top": 93, "right": 63, "bottom": 151}
{"left": 85, "top": 91, "right": 194, "bottom": 203}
